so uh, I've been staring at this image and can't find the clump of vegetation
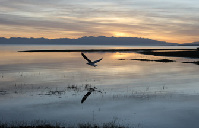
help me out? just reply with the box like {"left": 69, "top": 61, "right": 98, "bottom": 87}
{"left": 0, "top": 90, "right": 7, "bottom": 95}
{"left": 0, "top": 121, "right": 63, "bottom": 128}
{"left": 67, "top": 84, "right": 80, "bottom": 92}
{"left": 0, "top": 124, "right": 62, "bottom": 128}
{"left": 78, "top": 122, "right": 127, "bottom": 128}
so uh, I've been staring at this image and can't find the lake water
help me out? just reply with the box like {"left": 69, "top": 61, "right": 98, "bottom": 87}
{"left": 0, "top": 45, "right": 199, "bottom": 128}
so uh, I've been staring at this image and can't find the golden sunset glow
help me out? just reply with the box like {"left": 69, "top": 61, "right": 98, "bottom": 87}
{"left": 113, "top": 32, "right": 133, "bottom": 37}
{"left": 111, "top": 53, "right": 137, "bottom": 59}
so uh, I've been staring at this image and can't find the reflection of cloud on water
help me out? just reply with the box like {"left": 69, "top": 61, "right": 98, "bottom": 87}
{"left": 2, "top": 90, "right": 199, "bottom": 128}
{"left": 98, "top": 66, "right": 142, "bottom": 75}
{"left": 0, "top": 52, "right": 80, "bottom": 65}
{"left": 1, "top": 48, "right": 199, "bottom": 127}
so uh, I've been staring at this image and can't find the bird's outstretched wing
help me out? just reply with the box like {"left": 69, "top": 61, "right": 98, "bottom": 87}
{"left": 81, "top": 53, "right": 91, "bottom": 63}
{"left": 81, "top": 91, "right": 91, "bottom": 103}
{"left": 93, "top": 58, "right": 103, "bottom": 63}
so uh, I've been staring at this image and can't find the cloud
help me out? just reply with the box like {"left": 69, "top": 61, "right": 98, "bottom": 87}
{"left": 0, "top": 0, "right": 199, "bottom": 43}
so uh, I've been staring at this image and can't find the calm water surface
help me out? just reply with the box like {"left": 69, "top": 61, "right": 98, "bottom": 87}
{"left": 0, "top": 45, "right": 199, "bottom": 128}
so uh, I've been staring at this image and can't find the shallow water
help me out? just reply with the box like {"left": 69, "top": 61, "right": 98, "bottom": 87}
{"left": 0, "top": 45, "right": 199, "bottom": 128}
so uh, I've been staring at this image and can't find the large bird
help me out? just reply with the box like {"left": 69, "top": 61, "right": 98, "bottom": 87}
{"left": 81, "top": 53, "right": 103, "bottom": 67}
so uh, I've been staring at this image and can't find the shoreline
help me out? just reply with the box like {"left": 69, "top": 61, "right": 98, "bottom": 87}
{"left": 19, "top": 49, "right": 199, "bottom": 58}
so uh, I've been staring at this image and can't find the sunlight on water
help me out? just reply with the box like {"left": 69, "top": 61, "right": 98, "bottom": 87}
{"left": 0, "top": 45, "right": 199, "bottom": 128}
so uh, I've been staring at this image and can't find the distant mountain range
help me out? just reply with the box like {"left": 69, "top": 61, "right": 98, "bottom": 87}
{"left": 0, "top": 36, "right": 198, "bottom": 46}
{"left": 179, "top": 42, "right": 199, "bottom": 46}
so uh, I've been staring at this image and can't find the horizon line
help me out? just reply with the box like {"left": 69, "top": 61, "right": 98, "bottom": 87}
{"left": 0, "top": 36, "right": 173, "bottom": 43}
{"left": 1, "top": 36, "right": 198, "bottom": 44}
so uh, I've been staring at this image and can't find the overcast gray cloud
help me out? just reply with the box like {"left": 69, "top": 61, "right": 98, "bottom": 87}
{"left": 0, "top": 0, "right": 199, "bottom": 43}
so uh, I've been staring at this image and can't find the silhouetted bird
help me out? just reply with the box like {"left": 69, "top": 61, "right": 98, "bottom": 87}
{"left": 81, "top": 53, "right": 103, "bottom": 67}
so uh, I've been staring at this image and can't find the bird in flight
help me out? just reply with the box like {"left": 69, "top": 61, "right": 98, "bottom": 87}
{"left": 81, "top": 53, "right": 103, "bottom": 67}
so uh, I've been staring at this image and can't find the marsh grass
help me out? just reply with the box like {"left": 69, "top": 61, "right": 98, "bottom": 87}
{"left": 1, "top": 83, "right": 99, "bottom": 97}
{"left": 0, "top": 90, "right": 7, "bottom": 95}
{"left": 78, "top": 122, "right": 128, "bottom": 128}
{"left": 0, "top": 121, "right": 131, "bottom": 128}
{"left": 0, "top": 120, "right": 63, "bottom": 128}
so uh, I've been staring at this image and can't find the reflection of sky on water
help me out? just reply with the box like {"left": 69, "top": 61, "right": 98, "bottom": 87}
{"left": 0, "top": 45, "right": 199, "bottom": 127}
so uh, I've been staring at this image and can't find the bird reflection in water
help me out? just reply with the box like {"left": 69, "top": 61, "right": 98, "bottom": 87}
{"left": 81, "top": 86, "right": 102, "bottom": 104}
{"left": 81, "top": 53, "right": 103, "bottom": 67}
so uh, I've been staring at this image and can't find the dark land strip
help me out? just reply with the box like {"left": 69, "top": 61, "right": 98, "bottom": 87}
{"left": 19, "top": 49, "right": 196, "bottom": 53}
{"left": 119, "top": 59, "right": 176, "bottom": 63}
{"left": 19, "top": 49, "right": 148, "bottom": 52}
{"left": 182, "top": 61, "right": 199, "bottom": 65}
{"left": 19, "top": 49, "right": 199, "bottom": 58}
{"left": 140, "top": 50, "right": 199, "bottom": 58}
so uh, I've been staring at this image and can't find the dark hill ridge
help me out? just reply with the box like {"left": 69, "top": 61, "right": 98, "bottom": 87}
{"left": 0, "top": 36, "right": 178, "bottom": 46}
{"left": 179, "top": 41, "right": 199, "bottom": 46}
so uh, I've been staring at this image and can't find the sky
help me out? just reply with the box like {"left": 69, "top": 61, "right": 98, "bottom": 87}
{"left": 0, "top": 0, "right": 199, "bottom": 43}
